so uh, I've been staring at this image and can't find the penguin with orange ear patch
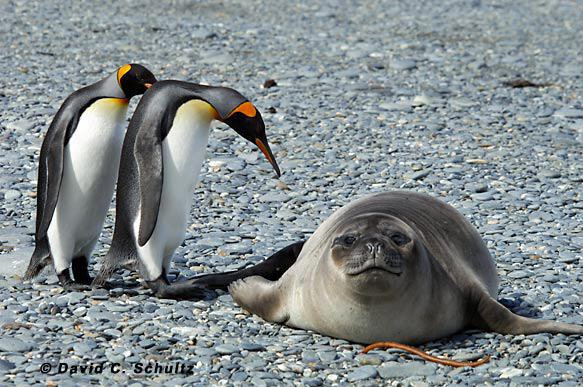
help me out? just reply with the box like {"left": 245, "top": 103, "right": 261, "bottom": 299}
{"left": 24, "top": 64, "right": 157, "bottom": 290}
{"left": 93, "top": 80, "right": 280, "bottom": 299}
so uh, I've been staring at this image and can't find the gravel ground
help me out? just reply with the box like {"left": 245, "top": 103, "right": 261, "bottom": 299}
{"left": 1, "top": 0, "right": 582, "bottom": 385}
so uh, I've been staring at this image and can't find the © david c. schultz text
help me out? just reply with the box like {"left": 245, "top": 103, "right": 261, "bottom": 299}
{"left": 43, "top": 362, "right": 196, "bottom": 375}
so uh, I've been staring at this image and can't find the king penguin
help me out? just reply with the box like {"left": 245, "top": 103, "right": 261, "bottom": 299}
{"left": 24, "top": 64, "right": 157, "bottom": 290}
{"left": 92, "top": 80, "right": 280, "bottom": 299}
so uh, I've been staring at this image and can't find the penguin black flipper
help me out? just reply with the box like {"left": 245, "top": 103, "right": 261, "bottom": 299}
{"left": 25, "top": 91, "right": 97, "bottom": 279}
{"left": 37, "top": 92, "right": 97, "bottom": 239}
{"left": 133, "top": 96, "right": 167, "bottom": 247}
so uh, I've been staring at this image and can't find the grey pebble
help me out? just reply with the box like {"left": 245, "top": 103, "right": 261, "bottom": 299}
{"left": 356, "top": 354, "right": 382, "bottom": 365}
{"left": 63, "top": 292, "right": 86, "bottom": 304}
{"left": 240, "top": 342, "right": 265, "bottom": 352}
{"left": 259, "top": 192, "right": 290, "bottom": 203}
{"left": 72, "top": 306, "right": 87, "bottom": 317}
{"left": 538, "top": 169, "right": 561, "bottom": 179}
{"left": 194, "top": 347, "right": 217, "bottom": 356}
{"left": 0, "top": 338, "right": 34, "bottom": 353}
{"left": 0, "top": 359, "right": 16, "bottom": 373}
{"left": 231, "top": 371, "right": 248, "bottom": 381}
{"left": 507, "top": 270, "right": 531, "bottom": 279}
{"left": 554, "top": 108, "right": 583, "bottom": 119}
{"left": 411, "top": 169, "right": 431, "bottom": 181}
{"left": 215, "top": 344, "right": 239, "bottom": 355}
{"left": 346, "top": 365, "right": 378, "bottom": 381}
{"left": 103, "top": 329, "right": 122, "bottom": 338}
{"left": 471, "top": 192, "right": 495, "bottom": 201}
{"left": 317, "top": 351, "right": 337, "bottom": 362}
{"left": 558, "top": 251, "right": 578, "bottom": 264}
{"left": 378, "top": 363, "right": 437, "bottom": 379}
{"left": 499, "top": 367, "right": 523, "bottom": 378}
{"left": 380, "top": 102, "right": 413, "bottom": 112}
{"left": 302, "top": 377, "right": 324, "bottom": 386}
{"left": 3, "top": 190, "right": 21, "bottom": 201}
{"left": 465, "top": 183, "right": 489, "bottom": 193}
{"left": 390, "top": 59, "right": 417, "bottom": 71}
{"left": 537, "top": 108, "right": 555, "bottom": 117}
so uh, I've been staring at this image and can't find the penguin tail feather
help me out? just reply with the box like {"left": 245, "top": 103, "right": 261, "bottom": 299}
{"left": 92, "top": 256, "right": 118, "bottom": 287}
{"left": 93, "top": 230, "right": 138, "bottom": 287}
{"left": 93, "top": 248, "right": 135, "bottom": 287}
{"left": 24, "top": 240, "right": 51, "bottom": 280}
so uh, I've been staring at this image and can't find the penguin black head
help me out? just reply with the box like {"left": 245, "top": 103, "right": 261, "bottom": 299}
{"left": 117, "top": 63, "right": 157, "bottom": 98}
{"left": 221, "top": 101, "right": 281, "bottom": 177}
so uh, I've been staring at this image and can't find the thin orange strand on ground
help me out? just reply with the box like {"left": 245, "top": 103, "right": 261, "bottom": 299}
{"left": 361, "top": 341, "right": 490, "bottom": 368}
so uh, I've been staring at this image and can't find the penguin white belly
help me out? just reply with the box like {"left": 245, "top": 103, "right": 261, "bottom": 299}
{"left": 136, "top": 99, "right": 215, "bottom": 280}
{"left": 47, "top": 98, "right": 128, "bottom": 272}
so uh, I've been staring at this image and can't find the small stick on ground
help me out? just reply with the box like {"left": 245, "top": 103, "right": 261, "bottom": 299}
{"left": 361, "top": 341, "right": 490, "bottom": 367}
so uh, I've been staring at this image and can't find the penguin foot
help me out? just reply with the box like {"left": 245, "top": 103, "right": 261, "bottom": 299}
{"left": 63, "top": 282, "right": 93, "bottom": 292}
{"left": 98, "top": 280, "right": 140, "bottom": 290}
{"left": 72, "top": 256, "right": 93, "bottom": 285}
{"left": 57, "top": 270, "right": 92, "bottom": 292}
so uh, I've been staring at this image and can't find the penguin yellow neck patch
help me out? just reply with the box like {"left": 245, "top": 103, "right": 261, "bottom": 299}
{"left": 117, "top": 64, "right": 132, "bottom": 86}
{"left": 95, "top": 98, "right": 130, "bottom": 108}
{"left": 228, "top": 101, "right": 257, "bottom": 118}
{"left": 181, "top": 99, "right": 219, "bottom": 120}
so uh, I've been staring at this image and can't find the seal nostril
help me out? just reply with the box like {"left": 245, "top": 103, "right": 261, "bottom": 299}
{"left": 375, "top": 243, "right": 383, "bottom": 255}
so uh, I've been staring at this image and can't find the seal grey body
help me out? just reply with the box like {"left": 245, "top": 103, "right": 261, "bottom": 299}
{"left": 193, "top": 191, "right": 583, "bottom": 344}
{"left": 93, "top": 80, "right": 281, "bottom": 299}
{"left": 24, "top": 64, "right": 157, "bottom": 289}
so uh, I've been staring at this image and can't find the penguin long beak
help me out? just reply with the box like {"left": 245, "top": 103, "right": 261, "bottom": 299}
{"left": 255, "top": 138, "right": 281, "bottom": 177}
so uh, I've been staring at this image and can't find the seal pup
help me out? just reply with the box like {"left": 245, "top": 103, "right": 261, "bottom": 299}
{"left": 93, "top": 80, "right": 280, "bottom": 299}
{"left": 192, "top": 191, "right": 583, "bottom": 344}
{"left": 24, "top": 64, "right": 157, "bottom": 290}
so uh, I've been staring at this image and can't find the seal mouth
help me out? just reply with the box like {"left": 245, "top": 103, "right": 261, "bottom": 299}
{"left": 348, "top": 266, "right": 402, "bottom": 276}
{"left": 345, "top": 258, "right": 403, "bottom": 276}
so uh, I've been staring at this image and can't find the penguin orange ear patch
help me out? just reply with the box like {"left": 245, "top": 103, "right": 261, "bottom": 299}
{"left": 228, "top": 101, "right": 257, "bottom": 118}
{"left": 117, "top": 64, "right": 132, "bottom": 85}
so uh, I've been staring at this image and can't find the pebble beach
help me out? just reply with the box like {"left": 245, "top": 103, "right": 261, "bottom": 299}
{"left": 0, "top": 0, "right": 582, "bottom": 385}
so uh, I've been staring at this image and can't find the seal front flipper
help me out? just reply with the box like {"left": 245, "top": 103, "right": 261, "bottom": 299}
{"left": 470, "top": 289, "right": 583, "bottom": 335}
{"left": 229, "top": 276, "right": 289, "bottom": 323}
{"left": 187, "top": 241, "right": 305, "bottom": 290}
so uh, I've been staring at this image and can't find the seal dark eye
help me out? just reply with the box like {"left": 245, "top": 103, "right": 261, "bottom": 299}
{"left": 390, "top": 232, "right": 410, "bottom": 246}
{"left": 334, "top": 234, "right": 357, "bottom": 247}
{"left": 343, "top": 235, "right": 357, "bottom": 245}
